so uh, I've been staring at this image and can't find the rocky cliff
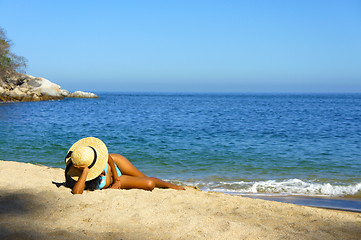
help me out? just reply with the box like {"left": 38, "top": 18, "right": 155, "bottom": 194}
{"left": 0, "top": 72, "right": 98, "bottom": 102}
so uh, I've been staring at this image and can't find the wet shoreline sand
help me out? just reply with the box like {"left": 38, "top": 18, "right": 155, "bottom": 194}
{"left": 0, "top": 160, "right": 360, "bottom": 239}
{"left": 244, "top": 195, "right": 361, "bottom": 213}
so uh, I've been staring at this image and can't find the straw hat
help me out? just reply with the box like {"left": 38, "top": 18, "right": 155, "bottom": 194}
{"left": 65, "top": 137, "right": 108, "bottom": 181}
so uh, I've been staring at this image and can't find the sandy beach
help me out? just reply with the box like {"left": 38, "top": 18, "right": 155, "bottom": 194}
{"left": 0, "top": 160, "right": 360, "bottom": 240}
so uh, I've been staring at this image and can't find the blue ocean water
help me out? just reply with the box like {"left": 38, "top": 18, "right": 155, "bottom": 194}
{"left": 1, "top": 93, "right": 360, "bottom": 198}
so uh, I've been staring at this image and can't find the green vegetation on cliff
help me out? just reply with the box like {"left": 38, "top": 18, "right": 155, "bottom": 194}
{"left": 0, "top": 27, "right": 27, "bottom": 79}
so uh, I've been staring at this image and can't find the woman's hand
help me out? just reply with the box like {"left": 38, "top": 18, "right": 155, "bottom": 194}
{"left": 108, "top": 155, "right": 122, "bottom": 189}
{"left": 73, "top": 165, "right": 89, "bottom": 171}
{"left": 111, "top": 179, "right": 122, "bottom": 189}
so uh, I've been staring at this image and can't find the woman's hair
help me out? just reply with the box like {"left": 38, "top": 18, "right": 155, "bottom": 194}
{"left": 65, "top": 162, "right": 101, "bottom": 191}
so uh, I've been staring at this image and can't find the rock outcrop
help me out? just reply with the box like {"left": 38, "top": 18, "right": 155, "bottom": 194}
{"left": 68, "top": 91, "right": 98, "bottom": 98}
{"left": 0, "top": 72, "right": 98, "bottom": 102}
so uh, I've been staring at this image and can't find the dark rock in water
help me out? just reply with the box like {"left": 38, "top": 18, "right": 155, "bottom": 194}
{"left": 0, "top": 72, "right": 98, "bottom": 102}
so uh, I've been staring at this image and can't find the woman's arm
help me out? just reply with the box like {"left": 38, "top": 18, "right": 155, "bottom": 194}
{"left": 108, "top": 154, "right": 122, "bottom": 189}
{"left": 72, "top": 165, "right": 89, "bottom": 194}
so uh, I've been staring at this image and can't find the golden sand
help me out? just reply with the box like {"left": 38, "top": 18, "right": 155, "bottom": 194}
{"left": 0, "top": 160, "right": 360, "bottom": 239}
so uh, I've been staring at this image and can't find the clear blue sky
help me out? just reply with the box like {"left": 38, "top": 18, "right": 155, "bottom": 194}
{"left": 1, "top": 0, "right": 360, "bottom": 93}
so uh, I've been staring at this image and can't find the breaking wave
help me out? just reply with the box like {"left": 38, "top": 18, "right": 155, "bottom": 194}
{"left": 183, "top": 179, "right": 361, "bottom": 197}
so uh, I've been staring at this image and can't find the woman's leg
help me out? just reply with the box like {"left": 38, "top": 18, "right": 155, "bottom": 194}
{"left": 118, "top": 175, "right": 155, "bottom": 190}
{"left": 110, "top": 153, "right": 147, "bottom": 177}
{"left": 149, "top": 177, "right": 185, "bottom": 190}
{"left": 110, "top": 153, "right": 185, "bottom": 190}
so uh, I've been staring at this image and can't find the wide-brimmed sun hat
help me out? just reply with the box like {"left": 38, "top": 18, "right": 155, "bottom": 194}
{"left": 65, "top": 137, "right": 108, "bottom": 181}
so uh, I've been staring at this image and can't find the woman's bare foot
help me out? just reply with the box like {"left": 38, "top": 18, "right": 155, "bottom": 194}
{"left": 169, "top": 183, "right": 185, "bottom": 190}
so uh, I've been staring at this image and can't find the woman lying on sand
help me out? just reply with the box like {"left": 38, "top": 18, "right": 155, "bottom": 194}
{"left": 65, "top": 137, "right": 185, "bottom": 194}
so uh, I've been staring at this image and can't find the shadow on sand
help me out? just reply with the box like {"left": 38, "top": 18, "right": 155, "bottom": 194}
{"left": 0, "top": 190, "right": 131, "bottom": 240}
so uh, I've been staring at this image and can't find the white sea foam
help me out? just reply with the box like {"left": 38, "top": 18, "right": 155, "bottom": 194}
{"left": 245, "top": 179, "right": 361, "bottom": 196}
{"left": 182, "top": 179, "right": 361, "bottom": 197}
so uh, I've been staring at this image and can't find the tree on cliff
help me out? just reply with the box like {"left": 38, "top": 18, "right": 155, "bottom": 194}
{"left": 0, "top": 27, "right": 27, "bottom": 79}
